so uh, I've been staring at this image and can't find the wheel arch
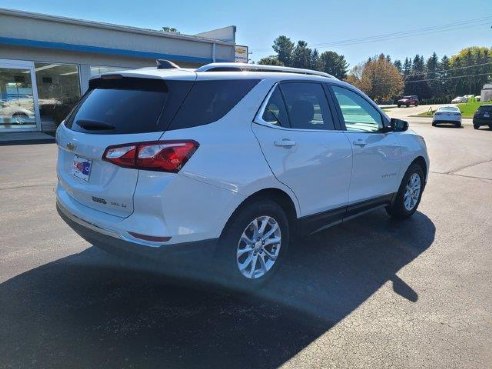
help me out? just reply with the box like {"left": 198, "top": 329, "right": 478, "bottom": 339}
{"left": 411, "top": 156, "right": 428, "bottom": 183}
{"left": 220, "top": 188, "right": 299, "bottom": 239}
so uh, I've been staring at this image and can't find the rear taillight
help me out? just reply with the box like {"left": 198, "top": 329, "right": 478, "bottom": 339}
{"left": 103, "top": 140, "right": 199, "bottom": 172}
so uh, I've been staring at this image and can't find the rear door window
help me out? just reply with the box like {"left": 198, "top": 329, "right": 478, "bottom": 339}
{"left": 279, "top": 82, "right": 335, "bottom": 130}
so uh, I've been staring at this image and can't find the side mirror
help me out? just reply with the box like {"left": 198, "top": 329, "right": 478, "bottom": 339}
{"left": 390, "top": 118, "right": 409, "bottom": 132}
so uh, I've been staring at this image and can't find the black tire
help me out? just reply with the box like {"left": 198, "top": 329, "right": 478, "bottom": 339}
{"left": 406, "top": 103, "right": 410, "bottom": 107}
{"left": 386, "top": 163, "right": 425, "bottom": 220}
{"left": 474, "top": 125, "right": 480, "bottom": 130}
{"left": 432, "top": 122, "right": 436, "bottom": 127}
{"left": 488, "top": 124, "right": 492, "bottom": 130}
{"left": 456, "top": 123, "right": 462, "bottom": 128}
{"left": 397, "top": 104, "right": 401, "bottom": 108}
{"left": 217, "top": 199, "right": 290, "bottom": 290}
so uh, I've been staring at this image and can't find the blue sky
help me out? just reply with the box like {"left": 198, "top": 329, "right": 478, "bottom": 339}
{"left": 1, "top": 0, "right": 491, "bottom": 68}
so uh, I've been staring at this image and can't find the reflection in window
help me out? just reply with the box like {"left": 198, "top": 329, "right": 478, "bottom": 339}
{"left": 90, "top": 66, "right": 128, "bottom": 77}
{"left": 0, "top": 67, "right": 36, "bottom": 129}
{"left": 332, "top": 86, "right": 382, "bottom": 133}
{"left": 34, "top": 63, "right": 81, "bottom": 128}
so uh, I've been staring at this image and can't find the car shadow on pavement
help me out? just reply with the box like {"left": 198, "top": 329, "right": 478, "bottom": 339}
{"left": 0, "top": 209, "right": 435, "bottom": 369}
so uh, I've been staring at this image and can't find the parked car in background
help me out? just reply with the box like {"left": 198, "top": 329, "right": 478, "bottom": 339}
{"left": 451, "top": 96, "right": 468, "bottom": 104}
{"left": 432, "top": 106, "right": 462, "bottom": 127}
{"left": 397, "top": 95, "right": 419, "bottom": 107}
{"left": 475, "top": 96, "right": 481, "bottom": 101}
{"left": 473, "top": 105, "right": 492, "bottom": 130}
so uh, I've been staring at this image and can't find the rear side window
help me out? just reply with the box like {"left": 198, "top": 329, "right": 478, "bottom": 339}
{"left": 169, "top": 79, "right": 260, "bottom": 130}
{"left": 65, "top": 77, "right": 193, "bottom": 134}
{"left": 262, "top": 87, "right": 289, "bottom": 126}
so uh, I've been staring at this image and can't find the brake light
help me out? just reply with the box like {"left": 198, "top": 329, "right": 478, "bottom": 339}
{"left": 103, "top": 140, "right": 199, "bottom": 172}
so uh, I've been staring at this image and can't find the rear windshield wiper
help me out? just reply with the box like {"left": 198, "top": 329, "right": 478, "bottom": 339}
{"left": 77, "top": 120, "right": 115, "bottom": 130}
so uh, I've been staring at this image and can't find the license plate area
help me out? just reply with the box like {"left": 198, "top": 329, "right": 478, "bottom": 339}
{"left": 72, "top": 155, "right": 92, "bottom": 182}
{"left": 484, "top": 112, "right": 490, "bottom": 118}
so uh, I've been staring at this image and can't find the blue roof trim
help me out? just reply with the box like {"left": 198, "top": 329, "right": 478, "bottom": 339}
{"left": 0, "top": 36, "right": 231, "bottom": 63}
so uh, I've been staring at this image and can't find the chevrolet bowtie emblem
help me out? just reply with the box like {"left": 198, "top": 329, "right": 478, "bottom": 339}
{"left": 66, "top": 142, "right": 76, "bottom": 151}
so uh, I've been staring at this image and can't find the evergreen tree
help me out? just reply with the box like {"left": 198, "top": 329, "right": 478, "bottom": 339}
{"left": 393, "top": 60, "right": 402, "bottom": 74}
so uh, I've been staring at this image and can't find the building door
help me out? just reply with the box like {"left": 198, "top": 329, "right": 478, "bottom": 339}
{"left": 0, "top": 59, "right": 41, "bottom": 132}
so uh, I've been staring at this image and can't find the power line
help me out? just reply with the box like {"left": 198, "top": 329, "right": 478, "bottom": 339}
{"left": 403, "top": 72, "right": 491, "bottom": 84}
{"left": 252, "top": 16, "right": 492, "bottom": 53}
{"left": 312, "top": 17, "right": 492, "bottom": 48}
{"left": 403, "top": 61, "right": 492, "bottom": 78}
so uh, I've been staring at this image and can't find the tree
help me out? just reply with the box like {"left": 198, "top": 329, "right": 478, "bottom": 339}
{"left": 257, "top": 56, "right": 284, "bottom": 66}
{"left": 345, "top": 63, "right": 364, "bottom": 87}
{"left": 450, "top": 46, "right": 492, "bottom": 95}
{"left": 319, "top": 51, "right": 348, "bottom": 79}
{"left": 439, "top": 55, "right": 452, "bottom": 98}
{"left": 310, "top": 49, "right": 320, "bottom": 70}
{"left": 161, "top": 27, "right": 178, "bottom": 33}
{"left": 291, "top": 41, "right": 313, "bottom": 69}
{"left": 272, "top": 36, "right": 295, "bottom": 66}
{"left": 393, "top": 60, "right": 402, "bottom": 74}
{"left": 355, "top": 55, "right": 404, "bottom": 101}
{"left": 403, "top": 58, "right": 412, "bottom": 78}
{"left": 405, "top": 54, "right": 431, "bottom": 98}
{"left": 426, "top": 52, "right": 440, "bottom": 97}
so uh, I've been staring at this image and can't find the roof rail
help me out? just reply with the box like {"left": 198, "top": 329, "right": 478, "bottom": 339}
{"left": 196, "top": 63, "right": 336, "bottom": 79}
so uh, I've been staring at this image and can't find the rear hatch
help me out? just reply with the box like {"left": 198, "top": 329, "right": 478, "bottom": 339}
{"left": 56, "top": 71, "right": 195, "bottom": 218}
{"left": 476, "top": 106, "right": 492, "bottom": 119}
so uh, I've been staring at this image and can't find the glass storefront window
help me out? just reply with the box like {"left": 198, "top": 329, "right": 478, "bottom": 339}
{"left": 0, "top": 67, "right": 36, "bottom": 130}
{"left": 90, "top": 65, "right": 128, "bottom": 77}
{"left": 34, "top": 63, "right": 81, "bottom": 127}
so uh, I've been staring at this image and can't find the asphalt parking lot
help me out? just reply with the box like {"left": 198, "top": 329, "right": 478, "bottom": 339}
{"left": 1, "top": 122, "right": 491, "bottom": 369}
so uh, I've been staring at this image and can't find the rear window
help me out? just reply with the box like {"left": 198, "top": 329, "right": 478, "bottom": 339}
{"left": 65, "top": 77, "right": 259, "bottom": 134}
{"left": 440, "top": 107, "right": 459, "bottom": 112}
{"left": 168, "top": 79, "right": 260, "bottom": 130}
{"left": 478, "top": 105, "right": 492, "bottom": 112}
{"left": 66, "top": 77, "right": 194, "bottom": 134}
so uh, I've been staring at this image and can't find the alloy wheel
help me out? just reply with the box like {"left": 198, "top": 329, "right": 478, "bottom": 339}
{"left": 236, "top": 216, "right": 281, "bottom": 279}
{"left": 403, "top": 173, "right": 421, "bottom": 211}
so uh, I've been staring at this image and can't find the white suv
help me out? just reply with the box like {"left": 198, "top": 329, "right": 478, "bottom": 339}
{"left": 56, "top": 62, "right": 429, "bottom": 286}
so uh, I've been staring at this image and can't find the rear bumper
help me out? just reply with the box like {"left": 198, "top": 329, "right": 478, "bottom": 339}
{"left": 473, "top": 118, "right": 492, "bottom": 126}
{"left": 432, "top": 118, "right": 461, "bottom": 124}
{"left": 56, "top": 200, "right": 218, "bottom": 259}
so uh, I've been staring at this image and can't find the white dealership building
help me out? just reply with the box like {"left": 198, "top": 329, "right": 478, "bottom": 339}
{"left": 0, "top": 8, "right": 243, "bottom": 133}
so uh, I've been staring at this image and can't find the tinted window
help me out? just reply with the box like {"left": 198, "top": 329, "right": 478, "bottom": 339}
{"left": 439, "top": 107, "right": 460, "bottom": 112}
{"left": 331, "top": 86, "right": 383, "bottom": 132}
{"left": 478, "top": 105, "right": 492, "bottom": 112}
{"left": 262, "top": 86, "right": 289, "bottom": 126}
{"left": 66, "top": 78, "right": 193, "bottom": 134}
{"left": 169, "top": 79, "right": 260, "bottom": 130}
{"left": 280, "top": 82, "right": 335, "bottom": 130}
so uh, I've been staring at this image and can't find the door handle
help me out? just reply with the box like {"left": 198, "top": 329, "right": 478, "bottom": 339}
{"left": 274, "top": 139, "right": 296, "bottom": 147}
{"left": 353, "top": 140, "right": 366, "bottom": 148}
